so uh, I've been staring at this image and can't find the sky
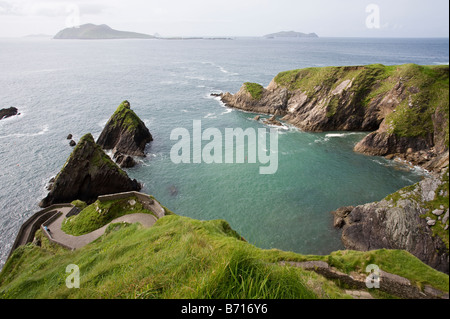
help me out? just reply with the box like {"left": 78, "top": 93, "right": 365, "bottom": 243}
{"left": 0, "top": 0, "right": 448, "bottom": 38}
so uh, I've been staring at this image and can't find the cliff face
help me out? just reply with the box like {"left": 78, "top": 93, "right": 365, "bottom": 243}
{"left": 333, "top": 169, "right": 449, "bottom": 274}
{"left": 39, "top": 133, "right": 140, "bottom": 207}
{"left": 222, "top": 64, "right": 449, "bottom": 273}
{"left": 221, "top": 64, "right": 449, "bottom": 170}
{"left": 97, "top": 101, "right": 153, "bottom": 163}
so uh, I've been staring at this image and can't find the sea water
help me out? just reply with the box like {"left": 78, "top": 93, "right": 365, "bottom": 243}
{"left": 0, "top": 37, "right": 448, "bottom": 268}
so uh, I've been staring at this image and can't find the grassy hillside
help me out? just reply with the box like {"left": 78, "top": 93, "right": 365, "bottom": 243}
{"left": 274, "top": 64, "right": 449, "bottom": 144}
{"left": 0, "top": 198, "right": 448, "bottom": 299}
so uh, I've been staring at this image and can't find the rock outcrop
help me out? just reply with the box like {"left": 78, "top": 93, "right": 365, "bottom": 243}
{"left": 97, "top": 100, "right": 153, "bottom": 167}
{"left": 221, "top": 64, "right": 449, "bottom": 171}
{"left": 0, "top": 107, "right": 18, "bottom": 120}
{"left": 332, "top": 169, "right": 449, "bottom": 274}
{"left": 221, "top": 64, "right": 449, "bottom": 273}
{"left": 39, "top": 133, "right": 141, "bottom": 208}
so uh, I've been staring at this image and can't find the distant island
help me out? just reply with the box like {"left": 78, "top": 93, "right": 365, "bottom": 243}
{"left": 53, "top": 23, "right": 234, "bottom": 40}
{"left": 263, "top": 31, "right": 319, "bottom": 38}
{"left": 54, "top": 24, "right": 155, "bottom": 40}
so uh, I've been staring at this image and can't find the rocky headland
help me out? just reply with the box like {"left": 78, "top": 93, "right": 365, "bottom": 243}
{"left": 221, "top": 64, "right": 449, "bottom": 171}
{"left": 332, "top": 168, "right": 449, "bottom": 274}
{"left": 0, "top": 107, "right": 19, "bottom": 120}
{"left": 96, "top": 100, "right": 153, "bottom": 167}
{"left": 39, "top": 133, "right": 141, "bottom": 208}
{"left": 221, "top": 64, "right": 449, "bottom": 273}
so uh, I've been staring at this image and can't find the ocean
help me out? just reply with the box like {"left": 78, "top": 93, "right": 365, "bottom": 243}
{"left": 0, "top": 37, "right": 448, "bottom": 269}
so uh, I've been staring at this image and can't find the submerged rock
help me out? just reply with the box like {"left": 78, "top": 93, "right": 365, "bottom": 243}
{"left": 113, "top": 152, "right": 136, "bottom": 168}
{"left": 97, "top": 100, "right": 153, "bottom": 167}
{"left": 39, "top": 133, "right": 141, "bottom": 207}
{"left": 263, "top": 115, "right": 283, "bottom": 126}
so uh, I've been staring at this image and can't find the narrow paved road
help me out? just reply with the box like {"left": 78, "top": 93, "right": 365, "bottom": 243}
{"left": 45, "top": 208, "right": 157, "bottom": 250}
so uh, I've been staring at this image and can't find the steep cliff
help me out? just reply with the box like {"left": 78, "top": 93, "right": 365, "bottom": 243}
{"left": 97, "top": 101, "right": 153, "bottom": 166}
{"left": 333, "top": 168, "right": 449, "bottom": 274}
{"left": 39, "top": 133, "right": 141, "bottom": 207}
{"left": 221, "top": 64, "right": 449, "bottom": 170}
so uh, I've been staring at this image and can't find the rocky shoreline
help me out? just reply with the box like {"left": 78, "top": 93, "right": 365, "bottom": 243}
{"left": 332, "top": 168, "right": 449, "bottom": 274}
{"left": 220, "top": 64, "right": 449, "bottom": 173}
{"left": 219, "top": 63, "right": 449, "bottom": 273}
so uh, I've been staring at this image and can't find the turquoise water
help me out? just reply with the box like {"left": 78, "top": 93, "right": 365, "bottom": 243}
{"left": 1, "top": 37, "right": 448, "bottom": 267}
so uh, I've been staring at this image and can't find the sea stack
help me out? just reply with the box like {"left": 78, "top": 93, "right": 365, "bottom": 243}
{"left": 39, "top": 133, "right": 141, "bottom": 208}
{"left": 97, "top": 100, "right": 152, "bottom": 167}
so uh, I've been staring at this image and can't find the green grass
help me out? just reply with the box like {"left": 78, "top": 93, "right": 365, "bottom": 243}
{"left": 273, "top": 65, "right": 388, "bottom": 95}
{"left": 382, "top": 64, "right": 449, "bottom": 139}
{"left": 0, "top": 216, "right": 343, "bottom": 299}
{"left": 1, "top": 210, "right": 448, "bottom": 299}
{"left": 71, "top": 200, "right": 87, "bottom": 210}
{"left": 273, "top": 64, "right": 449, "bottom": 140}
{"left": 61, "top": 133, "right": 127, "bottom": 177}
{"left": 325, "top": 249, "right": 449, "bottom": 292}
{"left": 244, "top": 82, "right": 264, "bottom": 100}
{"left": 109, "top": 100, "right": 142, "bottom": 133}
{"left": 61, "top": 197, "right": 157, "bottom": 235}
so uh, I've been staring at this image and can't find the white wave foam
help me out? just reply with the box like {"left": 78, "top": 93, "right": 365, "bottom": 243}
{"left": 325, "top": 132, "right": 365, "bottom": 138}
{"left": 372, "top": 156, "right": 430, "bottom": 177}
{"left": 265, "top": 123, "right": 289, "bottom": 131}
{"left": 0, "top": 111, "right": 23, "bottom": 125}
{"left": 314, "top": 137, "right": 330, "bottom": 144}
{"left": 220, "top": 108, "right": 233, "bottom": 115}
{"left": 98, "top": 118, "right": 108, "bottom": 128}
{"left": 202, "top": 61, "right": 238, "bottom": 76}
{"left": 185, "top": 75, "right": 208, "bottom": 81}
{"left": 203, "top": 113, "right": 217, "bottom": 119}
{"left": 0, "top": 125, "right": 49, "bottom": 139}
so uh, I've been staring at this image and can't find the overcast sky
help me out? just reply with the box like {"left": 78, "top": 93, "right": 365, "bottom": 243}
{"left": 0, "top": 0, "right": 448, "bottom": 38}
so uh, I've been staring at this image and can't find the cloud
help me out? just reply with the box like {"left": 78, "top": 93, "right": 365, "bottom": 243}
{"left": 0, "top": 0, "right": 109, "bottom": 17}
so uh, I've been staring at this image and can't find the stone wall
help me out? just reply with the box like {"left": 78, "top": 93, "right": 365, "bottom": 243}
{"left": 8, "top": 204, "right": 74, "bottom": 259}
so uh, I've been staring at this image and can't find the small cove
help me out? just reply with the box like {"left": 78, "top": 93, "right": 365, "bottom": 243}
{"left": 1, "top": 37, "right": 447, "bottom": 268}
